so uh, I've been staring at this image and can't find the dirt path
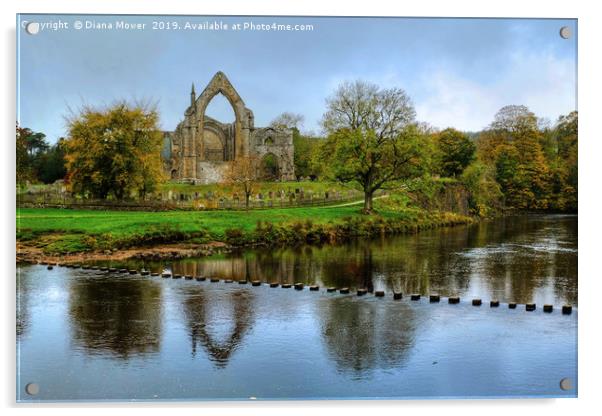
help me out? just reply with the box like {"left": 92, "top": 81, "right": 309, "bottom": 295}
{"left": 16, "top": 241, "right": 231, "bottom": 265}
{"left": 324, "top": 194, "right": 389, "bottom": 208}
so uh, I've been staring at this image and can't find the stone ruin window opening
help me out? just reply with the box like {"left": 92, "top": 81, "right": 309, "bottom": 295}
{"left": 260, "top": 153, "right": 280, "bottom": 180}
{"left": 203, "top": 92, "right": 236, "bottom": 162}
{"left": 164, "top": 72, "right": 295, "bottom": 183}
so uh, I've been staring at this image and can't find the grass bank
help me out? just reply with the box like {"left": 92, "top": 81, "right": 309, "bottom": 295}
{"left": 16, "top": 194, "right": 473, "bottom": 255}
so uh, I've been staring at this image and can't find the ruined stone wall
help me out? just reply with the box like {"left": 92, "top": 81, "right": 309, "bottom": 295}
{"left": 250, "top": 128, "right": 295, "bottom": 181}
{"left": 163, "top": 72, "right": 295, "bottom": 184}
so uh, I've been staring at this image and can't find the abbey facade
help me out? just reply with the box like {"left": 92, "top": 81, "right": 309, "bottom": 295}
{"left": 162, "top": 72, "right": 295, "bottom": 184}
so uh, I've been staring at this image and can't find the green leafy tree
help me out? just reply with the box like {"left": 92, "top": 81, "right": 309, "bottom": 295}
{"left": 16, "top": 124, "right": 33, "bottom": 187}
{"left": 320, "top": 80, "right": 425, "bottom": 213}
{"left": 34, "top": 138, "right": 67, "bottom": 184}
{"left": 24, "top": 130, "right": 49, "bottom": 157}
{"left": 461, "top": 161, "right": 502, "bottom": 217}
{"left": 16, "top": 124, "right": 52, "bottom": 187}
{"left": 322, "top": 126, "right": 426, "bottom": 213}
{"left": 64, "top": 102, "right": 165, "bottom": 199}
{"left": 433, "top": 128, "right": 476, "bottom": 177}
{"left": 292, "top": 130, "right": 324, "bottom": 179}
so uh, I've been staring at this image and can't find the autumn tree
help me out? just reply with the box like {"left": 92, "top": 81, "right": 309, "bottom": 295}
{"left": 433, "top": 128, "right": 476, "bottom": 177}
{"left": 320, "top": 80, "right": 426, "bottom": 213}
{"left": 64, "top": 102, "right": 165, "bottom": 200}
{"left": 223, "top": 155, "right": 260, "bottom": 209}
{"left": 461, "top": 161, "right": 502, "bottom": 217}
{"left": 548, "top": 111, "right": 578, "bottom": 210}
{"left": 477, "top": 105, "right": 551, "bottom": 209}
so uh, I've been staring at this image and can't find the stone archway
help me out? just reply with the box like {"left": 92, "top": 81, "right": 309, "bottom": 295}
{"left": 167, "top": 72, "right": 294, "bottom": 183}
{"left": 195, "top": 72, "right": 253, "bottom": 163}
{"left": 260, "top": 153, "right": 280, "bottom": 180}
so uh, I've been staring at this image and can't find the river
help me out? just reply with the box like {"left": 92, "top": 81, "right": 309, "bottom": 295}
{"left": 16, "top": 214, "right": 577, "bottom": 401}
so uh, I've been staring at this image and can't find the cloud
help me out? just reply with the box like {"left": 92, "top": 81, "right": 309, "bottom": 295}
{"left": 414, "top": 50, "right": 576, "bottom": 131}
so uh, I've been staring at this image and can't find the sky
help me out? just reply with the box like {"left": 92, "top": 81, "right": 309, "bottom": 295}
{"left": 17, "top": 15, "right": 577, "bottom": 143}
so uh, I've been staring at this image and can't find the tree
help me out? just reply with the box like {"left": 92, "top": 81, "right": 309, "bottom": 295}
{"left": 270, "top": 112, "right": 305, "bottom": 130}
{"left": 64, "top": 102, "right": 165, "bottom": 199}
{"left": 461, "top": 161, "right": 502, "bottom": 217}
{"left": 291, "top": 130, "right": 324, "bottom": 180}
{"left": 433, "top": 128, "right": 476, "bottom": 177}
{"left": 320, "top": 80, "right": 423, "bottom": 213}
{"left": 24, "top": 130, "right": 49, "bottom": 157}
{"left": 322, "top": 80, "right": 415, "bottom": 134}
{"left": 548, "top": 111, "right": 578, "bottom": 211}
{"left": 16, "top": 124, "right": 32, "bottom": 187}
{"left": 16, "top": 124, "right": 52, "bottom": 186}
{"left": 477, "top": 105, "right": 551, "bottom": 210}
{"left": 224, "top": 156, "right": 260, "bottom": 209}
{"left": 34, "top": 138, "right": 67, "bottom": 184}
{"left": 490, "top": 105, "right": 539, "bottom": 133}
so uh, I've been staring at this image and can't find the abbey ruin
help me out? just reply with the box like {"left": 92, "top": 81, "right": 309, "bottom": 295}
{"left": 162, "top": 72, "right": 295, "bottom": 184}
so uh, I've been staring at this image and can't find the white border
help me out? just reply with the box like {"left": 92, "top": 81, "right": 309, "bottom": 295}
{"left": 3, "top": 0, "right": 601, "bottom": 415}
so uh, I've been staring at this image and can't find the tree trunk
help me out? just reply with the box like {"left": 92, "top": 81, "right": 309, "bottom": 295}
{"left": 363, "top": 190, "right": 374, "bottom": 214}
{"left": 245, "top": 193, "right": 250, "bottom": 210}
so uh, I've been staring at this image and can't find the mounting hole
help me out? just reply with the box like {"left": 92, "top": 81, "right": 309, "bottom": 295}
{"left": 559, "top": 26, "right": 571, "bottom": 39}
{"left": 25, "top": 22, "right": 40, "bottom": 35}
{"left": 25, "top": 383, "right": 39, "bottom": 395}
{"left": 559, "top": 378, "right": 573, "bottom": 391}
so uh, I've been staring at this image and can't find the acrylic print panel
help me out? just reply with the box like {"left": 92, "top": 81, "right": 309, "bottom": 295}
{"left": 16, "top": 14, "right": 578, "bottom": 402}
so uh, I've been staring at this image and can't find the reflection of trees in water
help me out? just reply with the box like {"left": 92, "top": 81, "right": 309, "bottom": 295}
{"left": 16, "top": 268, "right": 31, "bottom": 338}
{"left": 68, "top": 278, "right": 163, "bottom": 359}
{"left": 181, "top": 287, "right": 255, "bottom": 368}
{"left": 550, "top": 218, "right": 578, "bottom": 305}
{"left": 172, "top": 248, "right": 323, "bottom": 285}
{"left": 552, "top": 252, "right": 578, "bottom": 305}
{"left": 477, "top": 216, "right": 578, "bottom": 304}
{"left": 320, "top": 298, "right": 417, "bottom": 376}
{"left": 164, "top": 215, "right": 576, "bottom": 304}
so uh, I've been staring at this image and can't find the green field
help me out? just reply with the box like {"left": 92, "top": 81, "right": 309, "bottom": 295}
{"left": 17, "top": 193, "right": 472, "bottom": 254}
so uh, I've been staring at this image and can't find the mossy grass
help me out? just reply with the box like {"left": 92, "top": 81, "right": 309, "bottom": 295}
{"left": 17, "top": 194, "right": 472, "bottom": 254}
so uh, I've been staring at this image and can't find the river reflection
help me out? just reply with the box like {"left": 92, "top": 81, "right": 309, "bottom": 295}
{"left": 180, "top": 285, "right": 255, "bottom": 367}
{"left": 143, "top": 214, "right": 577, "bottom": 306}
{"left": 320, "top": 297, "right": 417, "bottom": 376}
{"left": 68, "top": 275, "right": 163, "bottom": 358}
{"left": 16, "top": 215, "right": 578, "bottom": 400}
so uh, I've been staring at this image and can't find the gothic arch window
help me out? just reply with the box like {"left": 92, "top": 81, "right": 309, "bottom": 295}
{"left": 195, "top": 72, "right": 250, "bottom": 163}
{"left": 264, "top": 136, "right": 275, "bottom": 146}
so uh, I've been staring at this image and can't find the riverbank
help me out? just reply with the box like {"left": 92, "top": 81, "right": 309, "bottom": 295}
{"left": 16, "top": 196, "right": 474, "bottom": 264}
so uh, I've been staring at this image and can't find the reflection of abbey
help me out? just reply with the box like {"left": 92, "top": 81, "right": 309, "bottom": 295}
{"left": 162, "top": 72, "right": 295, "bottom": 184}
